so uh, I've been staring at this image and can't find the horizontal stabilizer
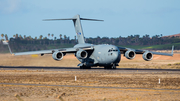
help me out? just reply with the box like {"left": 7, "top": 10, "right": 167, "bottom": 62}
{"left": 43, "top": 18, "right": 103, "bottom": 22}
{"left": 43, "top": 18, "right": 76, "bottom": 21}
{"left": 80, "top": 18, "right": 104, "bottom": 21}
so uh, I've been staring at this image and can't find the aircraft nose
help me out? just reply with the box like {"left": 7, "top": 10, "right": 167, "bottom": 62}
{"left": 112, "top": 50, "right": 118, "bottom": 59}
{"left": 115, "top": 51, "right": 119, "bottom": 58}
{"left": 114, "top": 49, "right": 121, "bottom": 63}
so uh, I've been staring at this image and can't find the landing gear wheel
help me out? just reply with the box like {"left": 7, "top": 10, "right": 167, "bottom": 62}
{"left": 80, "top": 66, "right": 84, "bottom": 69}
{"left": 104, "top": 66, "right": 112, "bottom": 69}
{"left": 80, "top": 66, "right": 91, "bottom": 69}
{"left": 104, "top": 64, "right": 116, "bottom": 69}
{"left": 104, "top": 66, "right": 108, "bottom": 69}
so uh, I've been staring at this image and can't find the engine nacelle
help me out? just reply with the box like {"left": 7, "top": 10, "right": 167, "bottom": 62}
{"left": 76, "top": 50, "right": 88, "bottom": 59}
{"left": 125, "top": 50, "right": 136, "bottom": 59}
{"left": 52, "top": 51, "right": 63, "bottom": 61}
{"left": 143, "top": 51, "right": 153, "bottom": 61}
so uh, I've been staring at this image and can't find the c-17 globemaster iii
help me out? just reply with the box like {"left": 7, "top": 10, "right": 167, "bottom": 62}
{"left": 5, "top": 14, "right": 174, "bottom": 69}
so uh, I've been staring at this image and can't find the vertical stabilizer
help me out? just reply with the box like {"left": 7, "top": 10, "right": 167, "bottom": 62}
{"left": 73, "top": 15, "right": 85, "bottom": 44}
{"left": 43, "top": 14, "right": 103, "bottom": 44}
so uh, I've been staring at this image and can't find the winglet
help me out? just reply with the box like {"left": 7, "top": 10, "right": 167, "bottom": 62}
{"left": 3, "top": 41, "right": 13, "bottom": 55}
{"left": 171, "top": 45, "right": 174, "bottom": 56}
{"left": 2, "top": 40, "right": 8, "bottom": 45}
{"left": 7, "top": 44, "right": 13, "bottom": 55}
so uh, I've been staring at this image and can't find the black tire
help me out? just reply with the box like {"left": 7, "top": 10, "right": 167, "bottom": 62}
{"left": 80, "top": 66, "right": 91, "bottom": 69}
{"left": 104, "top": 64, "right": 116, "bottom": 69}
{"left": 104, "top": 66, "right": 111, "bottom": 69}
{"left": 80, "top": 66, "right": 84, "bottom": 69}
{"left": 85, "top": 66, "right": 91, "bottom": 69}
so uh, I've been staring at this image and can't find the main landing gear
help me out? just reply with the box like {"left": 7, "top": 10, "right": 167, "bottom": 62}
{"left": 104, "top": 64, "right": 116, "bottom": 69}
{"left": 79, "top": 63, "right": 117, "bottom": 69}
{"left": 80, "top": 66, "right": 91, "bottom": 69}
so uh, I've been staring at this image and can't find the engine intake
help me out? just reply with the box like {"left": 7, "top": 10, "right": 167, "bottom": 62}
{"left": 143, "top": 51, "right": 153, "bottom": 61}
{"left": 125, "top": 50, "right": 136, "bottom": 59}
{"left": 52, "top": 51, "right": 63, "bottom": 61}
{"left": 76, "top": 50, "right": 88, "bottom": 59}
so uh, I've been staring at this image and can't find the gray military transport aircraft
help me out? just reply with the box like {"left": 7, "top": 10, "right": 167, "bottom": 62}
{"left": 6, "top": 14, "right": 174, "bottom": 69}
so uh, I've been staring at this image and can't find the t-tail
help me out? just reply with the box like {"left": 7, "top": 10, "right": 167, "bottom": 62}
{"left": 43, "top": 14, "right": 103, "bottom": 44}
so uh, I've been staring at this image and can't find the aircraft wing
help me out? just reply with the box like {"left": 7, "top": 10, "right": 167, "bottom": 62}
{"left": 14, "top": 50, "right": 53, "bottom": 56}
{"left": 13, "top": 46, "right": 94, "bottom": 56}
{"left": 118, "top": 46, "right": 174, "bottom": 56}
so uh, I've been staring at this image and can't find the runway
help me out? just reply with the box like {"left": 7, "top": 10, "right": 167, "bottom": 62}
{"left": 1, "top": 66, "right": 180, "bottom": 73}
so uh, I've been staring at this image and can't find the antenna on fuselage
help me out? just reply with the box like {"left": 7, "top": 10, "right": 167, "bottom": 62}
{"left": 43, "top": 14, "right": 103, "bottom": 44}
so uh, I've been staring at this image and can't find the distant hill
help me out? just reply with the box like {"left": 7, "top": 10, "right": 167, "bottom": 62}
{"left": 1, "top": 33, "right": 180, "bottom": 53}
{"left": 163, "top": 33, "right": 180, "bottom": 37}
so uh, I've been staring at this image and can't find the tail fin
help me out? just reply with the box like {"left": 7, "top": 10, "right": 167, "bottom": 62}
{"left": 43, "top": 14, "right": 103, "bottom": 44}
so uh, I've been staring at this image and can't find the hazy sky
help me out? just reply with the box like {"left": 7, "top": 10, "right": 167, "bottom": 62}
{"left": 0, "top": 0, "right": 180, "bottom": 39}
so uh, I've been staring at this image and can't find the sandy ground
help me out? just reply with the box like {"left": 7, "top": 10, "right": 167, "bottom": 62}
{"left": 0, "top": 54, "right": 180, "bottom": 67}
{"left": 0, "top": 53, "right": 180, "bottom": 100}
{"left": 0, "top": 70, "right": 180, "bottom": 101}
{"left": 0, "top": 53, "right": 180, "bottom": 68}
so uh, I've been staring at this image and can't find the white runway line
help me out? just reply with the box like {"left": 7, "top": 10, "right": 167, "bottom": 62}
{"left": 75, "top": 76, "right": 77, "bottom": 81}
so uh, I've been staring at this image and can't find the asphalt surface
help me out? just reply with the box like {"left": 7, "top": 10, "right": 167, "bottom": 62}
{"left": 1, "top": 66, "right": 180, "bottom": 73}
{"left": 0, "top": 66, "right": 180, "bottom": 74}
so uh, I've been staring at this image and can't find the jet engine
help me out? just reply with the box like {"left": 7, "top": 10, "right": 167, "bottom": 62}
{"left": 52, "top": 51, "right": 63, "bottom": 61}
{"left": 125, "top": 50, "right": 136, "bottom": 59}
{"left": 76, "top": 50, "right": 88, "bottom": 59}
{"left": 143, "top": 51, "right": 153, "bottom": 61}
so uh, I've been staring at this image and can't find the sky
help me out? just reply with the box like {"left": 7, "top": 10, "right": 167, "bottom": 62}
{"left": 0, "top": 0, "right": 180, "bottom": 39}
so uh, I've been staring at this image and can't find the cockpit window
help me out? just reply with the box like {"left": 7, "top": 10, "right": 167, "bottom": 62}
{"left": 108, "top": 49, "right": 118, "bottom": 52}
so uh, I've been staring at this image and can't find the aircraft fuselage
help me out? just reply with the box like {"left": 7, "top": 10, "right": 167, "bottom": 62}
{"left": 74, "top": 43, "right": 121, "bottom": 67}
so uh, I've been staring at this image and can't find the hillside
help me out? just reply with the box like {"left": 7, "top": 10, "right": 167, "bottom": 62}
{"left": 163, "top": 33, "right": 180, "bottom": 38}
{"left": 1, "top": 33, "right": 180, "bottom": 53}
